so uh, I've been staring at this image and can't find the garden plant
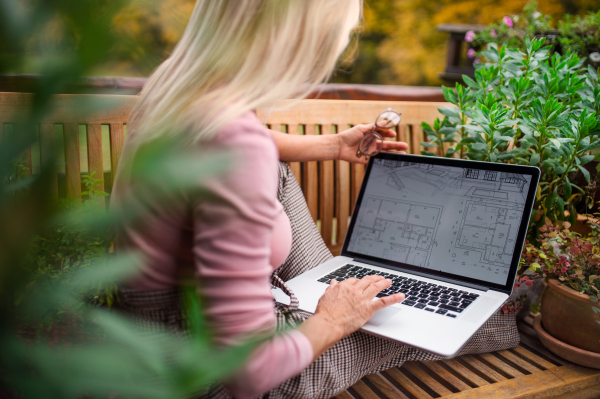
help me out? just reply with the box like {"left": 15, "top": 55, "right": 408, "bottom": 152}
{"left": 421, "top": 37, "right": 600, "bottom": 238}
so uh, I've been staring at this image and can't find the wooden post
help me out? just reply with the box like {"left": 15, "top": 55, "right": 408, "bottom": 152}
{"left": 109, "top": 123, "right": 124, "bottom": 185}
{"left": 303, "top": 124, "right": 319, "bottom": 222}
{"left": 87, "top": 123, "right": 105, "bottom": 206}
{"left": 64, "top": 123, "right": 81, "bottom": 200}
{"left": 320, "top": 124, "right": 335, "bottom": 249}
{"left": 286, "top": 124, "right": 302, "bottom": 185}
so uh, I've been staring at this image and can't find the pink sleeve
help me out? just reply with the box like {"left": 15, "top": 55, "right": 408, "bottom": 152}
{"left": 192, "top": 115, "right": 313, "bottom": 398}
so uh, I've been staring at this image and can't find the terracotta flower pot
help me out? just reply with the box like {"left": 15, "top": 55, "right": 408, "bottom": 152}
{"left": 541, "top": 279, "right": 600, "bottom": 354}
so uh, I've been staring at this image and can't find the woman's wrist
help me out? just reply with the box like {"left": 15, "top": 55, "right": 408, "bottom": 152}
{"left": 297, "top": 313, "right": 344, "bottom": 361}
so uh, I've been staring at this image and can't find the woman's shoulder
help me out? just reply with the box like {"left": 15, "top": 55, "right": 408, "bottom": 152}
{"left": 216, "top": 111, "right": 272, "bottom": 145}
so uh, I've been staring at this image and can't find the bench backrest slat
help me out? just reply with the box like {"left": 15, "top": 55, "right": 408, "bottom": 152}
{"left": 1, "top": 93, "right": 448, "bottom": 255}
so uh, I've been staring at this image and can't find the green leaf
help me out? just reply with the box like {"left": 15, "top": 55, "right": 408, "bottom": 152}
{"left": 421, "top": 151, "right": 437, "bottom": 156}
{"left": 438, "top": 106, "right": 460, "bottom": 118}
{"left": 578, "top": 165, "right": 591, "bottom": 184}
{"left": 529, "top": 153, "right": 540, "bottom": 166}
{"left": 462, "top": 75, "right": 480, "bottom": 89}
{"left": 578, "top": 155, "right": 595, "bottom": 165}
{"left": 421, "top": 142, "right": 439, "bottom": 148}
{"left": 565, "top": 177, "right": 572, "bottom": 200}
{"left": 470, "top": 143, "right": 488, "bottom": 151}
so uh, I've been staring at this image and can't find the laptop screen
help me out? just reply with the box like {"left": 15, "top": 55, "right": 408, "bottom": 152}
{"left": 344, "top": 154, "right": 539, "bottom": 292}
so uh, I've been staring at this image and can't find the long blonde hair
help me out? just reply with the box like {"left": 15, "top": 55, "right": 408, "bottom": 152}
{"left": 128, "top": 0, "right": 362, "bottom": 145}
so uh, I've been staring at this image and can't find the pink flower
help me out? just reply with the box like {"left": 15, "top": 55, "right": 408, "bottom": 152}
{"left": 524, "top": 280, "right": 534, "bottom": 287}
{"left": 503, "top": 16, "right": 513, "bottom": 27}
{"left": 561, "top": 266, "right": 568, "bottom": 273}
{"left": 465, "top": 30, "right": 476, "bottom": 42}
{"left": 467, "top": 48, "right": 476, "bottom": 58}
{"left": 491, "top": 29, "right": 497, "bottom": 38}
{"left": 473, "top": 57, "right": 481, "bottom": 64}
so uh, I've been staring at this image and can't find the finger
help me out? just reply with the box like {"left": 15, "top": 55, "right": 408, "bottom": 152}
{"left": 327, "top": 279, "right": 338, "bottom": 290}
{"left": 377, "top": 129, "right": 397, "bottom": 138}
{"left": 381, "top": 141, "right": 408, "bottom": 151}
{"left": 344, "top": 277, "right": 359, "bottom": 285}
{"left": 355, "top": 274, "right": 384, "bottom": 290}
{"left": 372, "top": 293, "right": 405, "bottom": 312}
{"left": 363, "top": 278, "right": 392, "bottom": 297}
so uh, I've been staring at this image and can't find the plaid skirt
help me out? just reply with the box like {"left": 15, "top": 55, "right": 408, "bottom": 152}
{"left": 116, "top": 162, "right": 520, "bottom": 399}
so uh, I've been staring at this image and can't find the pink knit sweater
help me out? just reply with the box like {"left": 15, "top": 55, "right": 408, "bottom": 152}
{"left": 112, "top": 112, "right": 313, "bottom": 398}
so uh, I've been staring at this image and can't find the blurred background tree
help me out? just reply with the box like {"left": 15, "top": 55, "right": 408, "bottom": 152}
{"left": 6, "top": 0, "right": 600, "bottom": 85}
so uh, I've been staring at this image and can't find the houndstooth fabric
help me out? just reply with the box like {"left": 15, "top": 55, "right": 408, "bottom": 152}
{"left": 115, "top": 161, "right": 520, "bottom": 399}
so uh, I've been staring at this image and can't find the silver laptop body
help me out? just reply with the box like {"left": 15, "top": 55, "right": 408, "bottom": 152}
{"left": 283, "top": 153, "right": 540, "bottom": 357}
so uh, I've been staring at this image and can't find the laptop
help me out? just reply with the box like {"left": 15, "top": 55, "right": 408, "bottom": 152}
{"left": 282, "top": 153, "right": 540, "bottom": 357}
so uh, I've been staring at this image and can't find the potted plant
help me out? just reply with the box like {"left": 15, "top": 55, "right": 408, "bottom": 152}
{"left": 421, "top": 37, "right": 600, "bottom": 241}
{"left": 524, "top": 219, "right": 600, "bottom": 367}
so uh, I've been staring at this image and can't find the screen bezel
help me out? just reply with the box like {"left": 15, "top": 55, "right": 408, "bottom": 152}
{"left": 341, "top": 153, "right": 541, "bottom": 295}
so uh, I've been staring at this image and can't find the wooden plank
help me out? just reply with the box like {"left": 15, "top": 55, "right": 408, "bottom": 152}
{"left": 64, "top": 123, "right": 81, "bottom": 199}
{"left": 348, "top": 379, "right": 384, "bottom": 399}
{"left": 364, "top": 373, "right": 408, "bottom": 399}
{"left": 87, "top": 124, "right": 105, "bottom": 206}
{"left": 320, "top": 124, "right": 335, "bottom": 247}
{"left": 109, "top": 123, "right": 125, "bottom": 185}
{"left": 421, "top": 360, "right": 472, "bottom": 392}
{"left": 460, "top": 355, "right": 508, "bottom": 382}
{"left": 302, "top": 124, "right": 319, "bottom": 222}
{"left": 258, "top": 99, "right": 449, "bottom": 127}
{"left": 39, "top": 123, "right": 58, "bottom": 200}
{"left": 403, "top": 362, "right": 454, "bottom": 396}
{"left": 442, "top": 358, "right": 492, "bottom": 386}
{"left": 270, "top": 123, "right": 282, "bottom": 133}
{"left": 496, "top": 349, "right": 543, "bottom": 374}
{"left": 351, "top": 163, "right": 365, "bottom": 210}
{"left": 333, "top": 391, "right": 355, "bottom": 399}
{"left": 286, "top": 124, "right": 301, "bottom": 185}
{"left": 477, "top": 352, "right": 524, "bottom": 378}
{"left": 511, "top": 345, "right": 556, "bottom": 370}
{"left": 410, "top": 124, "right": 423, "bottom": 155}
{"left": 398, "top": 125, "right": 409, "bottom": 145}
{"left": 0, "top": 93, "right": 136, "bottom": 124}
{"left": 336, "top": 158, "right": 351, "bottom": 247}
{"left": 382, "top": 367, "right": 435, "bottom": 399}
{"left": 440, "top": 365, "right": 600, "bottom": 399}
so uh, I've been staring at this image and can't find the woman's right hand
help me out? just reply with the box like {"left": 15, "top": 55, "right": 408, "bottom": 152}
{"left": 297, "top": 275, "right": 405, "bottom": 360}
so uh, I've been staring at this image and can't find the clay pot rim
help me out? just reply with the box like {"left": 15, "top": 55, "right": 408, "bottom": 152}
{"left": 547, "top": 279, "right": 591, "bottom": 304}
{"left": 533, "top": 314, "right": 600, "bottom": 368}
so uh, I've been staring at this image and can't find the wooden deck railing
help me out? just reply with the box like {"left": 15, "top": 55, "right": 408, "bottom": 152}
{"left": 0, "top": 93, "right": 446, "bottom": 255}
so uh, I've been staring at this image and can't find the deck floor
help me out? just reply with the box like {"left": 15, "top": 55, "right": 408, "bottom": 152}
{"left": 337, "top": 316, "right": 600, "bottom": 399}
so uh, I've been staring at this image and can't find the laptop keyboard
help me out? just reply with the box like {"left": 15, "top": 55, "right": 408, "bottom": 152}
{"left": 317, "top": 264, "right": 480, "bottom": 318}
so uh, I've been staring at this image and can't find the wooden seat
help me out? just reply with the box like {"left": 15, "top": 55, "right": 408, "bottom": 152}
{"left": 338, "top": 315, "right": 600, "bottom": 399}
{"left": 0, "top": 93, "right": 444, "bottom": 255}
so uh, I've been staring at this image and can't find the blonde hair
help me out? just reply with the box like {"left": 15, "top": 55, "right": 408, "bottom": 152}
{"left": 128, "top": 0, "right": 362, "bottom": 145}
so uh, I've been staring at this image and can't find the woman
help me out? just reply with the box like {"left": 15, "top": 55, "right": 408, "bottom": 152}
{"left": 112, "top": 1, "right": 519, "bottom": 398}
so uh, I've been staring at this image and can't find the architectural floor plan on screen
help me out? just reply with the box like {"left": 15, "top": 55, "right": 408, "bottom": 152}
{"left": 348, "top": 159, "right": 533, "bottom": 284}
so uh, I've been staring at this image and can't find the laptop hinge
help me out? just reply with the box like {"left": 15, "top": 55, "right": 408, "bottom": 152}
{"left": 352, "top": 257, "right": 490, "bottom": 292}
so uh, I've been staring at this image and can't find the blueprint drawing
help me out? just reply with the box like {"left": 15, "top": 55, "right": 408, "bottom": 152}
{"left": 347, "top": 159, "right": 532, "bottom": 285}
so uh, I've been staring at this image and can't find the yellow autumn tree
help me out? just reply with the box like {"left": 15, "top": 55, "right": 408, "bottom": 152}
{"left": 101, "top": 0, "right": 600, "bottom": 84}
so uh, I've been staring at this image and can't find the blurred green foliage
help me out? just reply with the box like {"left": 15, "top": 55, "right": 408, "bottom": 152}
{"left": 0, "top": 0, "right": 254, "bottom": 397}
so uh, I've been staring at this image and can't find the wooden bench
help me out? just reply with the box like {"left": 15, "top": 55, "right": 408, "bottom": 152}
{"left": 338, "top": 315, "right": 600, "bottom": 399}
{"left": 2, "top": 92, "right": 599, "bottom": 398}
{"left": 0, "top": 93, "right": 444, "bottom": 255}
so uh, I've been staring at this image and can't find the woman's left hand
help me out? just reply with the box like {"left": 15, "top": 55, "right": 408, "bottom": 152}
{"left": 337, "top": 124, "right": 408, "bottom": 164}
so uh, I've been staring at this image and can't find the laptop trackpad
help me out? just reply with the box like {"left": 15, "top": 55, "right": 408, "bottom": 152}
{"left": 366, "top": 307, "right": 400, "bottom": 327}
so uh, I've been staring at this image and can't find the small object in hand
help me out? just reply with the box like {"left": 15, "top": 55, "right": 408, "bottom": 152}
{"left": 356, "top": 108, "right": 402, "bottom": 160}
